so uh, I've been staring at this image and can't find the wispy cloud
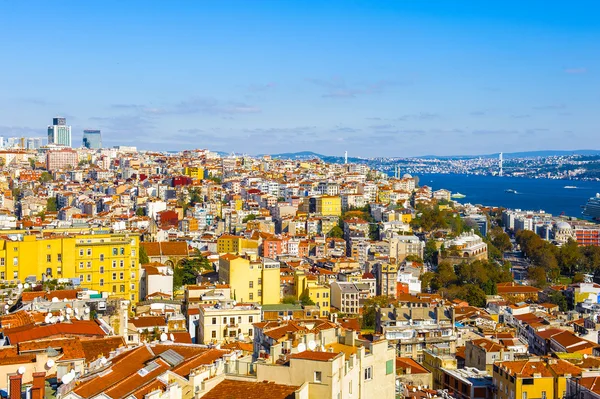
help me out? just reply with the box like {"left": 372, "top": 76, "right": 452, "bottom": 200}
{"left": 564, "top": 67, "right": 587, "bottom": 74}
{"left": 247, "top": 82, "right": 277, "bottom": 92}
{"left": 308, "top": 77, "right": 396, "bottom": 98}
{"left": 0, "top": 125, "right": 43, "bottom": 136}
{"left": 533, "top": 104, "right": 566, "bottom": 110}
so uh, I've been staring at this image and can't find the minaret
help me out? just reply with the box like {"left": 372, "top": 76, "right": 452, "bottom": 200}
{"left": 499, "top": 152, "right": 503, "bottom": 177}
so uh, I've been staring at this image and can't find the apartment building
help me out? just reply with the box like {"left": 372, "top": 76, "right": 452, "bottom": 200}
{"left": 197, "top": 301, "right": 261, "bottom": 344}
{"left": 218, "top": 254, "right": 280, "bottom": 304}
{"left": 0, "top": 232, "right": 140, "bottom": 302}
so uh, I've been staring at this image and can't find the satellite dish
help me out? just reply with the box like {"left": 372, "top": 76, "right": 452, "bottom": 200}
{"left": 297, "top": 343, "right": 306, "bottom": 353}
{"left": 46, "top": 359, "right": 55, "bottom": 368}
{"left": 50, "top": 316, "right": 57, "bottom": 324}
{"left": 232, "top": 301, "right": 237, "bottom": 306}
{"left": 24, "top": 283, "right": 29, "bottom": 289}
{"left": 74, "top": 308, "right": 79, "bottom": 314}
{"left": 308, "top": 340, "right": 317, "bottom": 351}
{"left": 4, "top": 305, "right": 8, "bottom": 310}
{"left": 17, "top": 284, "right": 23, "bottom": 290}
{"left": 100, "top": 357, "right": 108, "bottom": 365}
{"left": 52, "top": 297, "right": 59, "bottom": 303}
{"left": 17, "top": 366, "right": 25, "bottom": 375}
{"left": 61, "top": 373, "right": 73, "bottom": 384}
{"left": 65, "top": 308, "right": 72, "bottom": 314}
{"left": 160, "top": 333, "right": 168, "bottom": 342}
{"left": 84, "top": 308, "right": 90, "bottom": 314}
{"left": 47, "top": 312, "right": 53, "bottom": 317}
{"left": 7, "top": 300, "right": 12, "bottom": 305}
{"left": 169, "top": 333, "right": 175, "bottom": 341}
{"left": 63, "top": 298, "right": 68, "bottom": 302}
{"left": 238, "top": 333, "right": 244, "bottom": 340}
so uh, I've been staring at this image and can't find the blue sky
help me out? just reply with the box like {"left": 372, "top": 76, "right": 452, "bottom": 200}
{"left": 0, "top": 1, "right": 598, "bottom": 156}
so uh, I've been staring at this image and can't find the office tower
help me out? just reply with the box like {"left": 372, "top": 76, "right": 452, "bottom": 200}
{"left": 82, "top": 129, "right": 102, "bottom": 149}
{"left": 47, "top": 117, "right": 72, "bottom": 147}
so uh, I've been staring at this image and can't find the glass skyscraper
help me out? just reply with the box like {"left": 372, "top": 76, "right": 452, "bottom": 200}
{"left": 47, "top": 117, "right": 72, "bottom": 147}
{"left": 83, "top": 129, "right": 102, "bottom": 149}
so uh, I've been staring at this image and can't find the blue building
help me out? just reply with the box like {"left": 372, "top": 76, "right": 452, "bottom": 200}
{"left": 82, "top": 129, "right": 102, "bottom": 149}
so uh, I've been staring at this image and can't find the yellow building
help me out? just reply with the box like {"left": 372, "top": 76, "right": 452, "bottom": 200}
{"left": 218, "top": 254, "right": 280, "bottom": 305}
{"left": 184, "top": 166, "right": 204, "bottom": 179}
{"left": 294, "top": 271, "right": 330, "bottom": 317}
{"left": 316, "top": 196, "right": 342, "bottom": 216}
{"left": 0, "top": 232, "right": 140, "bottom": 302}
{"left": 494, "top": 358, "right": 582, "bottom": 399}
{"left": 216, "top": 234, "right": 259, "bottom": 255}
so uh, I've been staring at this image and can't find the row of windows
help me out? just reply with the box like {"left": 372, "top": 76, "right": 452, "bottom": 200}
{"left": 79, "top": 272, "right": 129, "bottom": 281}
{"left": 210, "top": 329, "right": 253, "bottom": 339}
{"left": 79, "top": 260, "right": 134, "bottom": 269}
{"left": 211, "top": 316, "right": 254, "bottom": 325}
{"left": 248, "top": 279, "right": 262, "bottom": 288}
{"left": 78, "top": 247, "right": 129, "bottom": 257}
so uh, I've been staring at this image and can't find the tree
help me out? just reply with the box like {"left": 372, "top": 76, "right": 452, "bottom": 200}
{"left": 139, "top": 246, "right": 150, "bottom": 264}
{"left": 46, "top": 197, "right": 58, "bottom": 212}
{"left": 136, "top": 207, "right": 146, "bottom": 216}
{"left": 242, "top": 214, "right": 257, "bottom": 223}
{"left": 299, "top": 291, "right": 315, "bottom": 306}
{"left": 420, "top": 271, "right": 435, "bottom": 292}
{"left": 549, "top": 291, "right": 568, "bottom": 312}
{"left": 361, "top": 296, "right": 392, "bottom": 329}
{"left": 572, "top": 273, "right": 585, "bottom": 284}
{"left": 424, "top": 239, "right": 438, "bottom": 265}
{"left": 490, "top": 227, "right": 512, "bottom": 253}
{"left": 174, "top": 255, "right": 212, "bottom": 290}
{"left": 282, "top": 295, "right": 297, "bottom": 304}
{"left": 405, "top": 255, "right": 424, "bottom": 263}
{"left": 329, "top": 226, "right": 344, "bottom": 239}
{"left": 435, "top": 262, "right": 458, "bottom": 287}
{"left": 558, "top": 239, "right": 581, "bottom": 276}
{"left": 528, "top": 266, "right": 548, "bottom": 289}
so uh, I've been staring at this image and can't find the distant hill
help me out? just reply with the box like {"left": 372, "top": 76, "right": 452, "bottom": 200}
{"left": 268, "top": 151, "right": 326, "bottom": 159}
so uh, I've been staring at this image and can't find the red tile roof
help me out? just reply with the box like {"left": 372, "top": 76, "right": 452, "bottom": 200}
{"left": 290, "top": 351, "right": 340, "bottom": 362}
{"left": 202, "top": 380, "right": 300, "bottom": 399}
{"left": 4, "top": 320, "right": 106, "bottom": 344}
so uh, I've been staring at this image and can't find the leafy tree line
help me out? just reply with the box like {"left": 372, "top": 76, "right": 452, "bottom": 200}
{"left": 516, "top": 230, "right": 600, "bottom": 288}
{"left": 421, "top": 260, "right": 513, "bottom": 307}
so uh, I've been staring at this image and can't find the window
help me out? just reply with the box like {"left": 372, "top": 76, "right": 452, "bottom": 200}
{"left": 113, "top": 248, "right": 118, "bottom": 256}
{"left": 211, "top": 331, "right": 216, "bottom": 338}
{"left": 314, "top": 371, "right": 322, "bottom": 383}
{"left": 112, "top": 272, "right": 117, "bottom": 280}
{"left": 257, "top": 278, "right": 262, "bottom": 285}
{"left": 112, "top": 285, "right": 116, "bottom": 293}
{"left": 238, "top": 316, "right": 242, "bottom": 323}
{"left": 212, "top": 317, "right": 217, "bottom": 325}
{"left": 100, "top": 266, "right": 104, "bottom": 274}
{"left": 99, "top": 279, "right": 104, "bottom": 286}
{"left": 87, "top": 249, "right": 92, "bottom": 256}
{"left": 79, "top": 274, "right": 84, "bottom": 281}
{"left": 87, "top": 262, "right": 91, "bottom": 269}
{"left": 249, "top": 293, "right": 253, "bottom": 300}
{"left": 120, "top": 285, "right": 125, "bottom": 292}
{"left": 100, "top": 254, "right": 104, "bottom": 261}
{"left": 13, "top": 257, "right": 18, "bottom": 266}
{"left": 223, "top": 317, "right": 227, "bottom": 324}
{"left": 317, "top": 293, "right": 320, "bottom": 298}
{"left": 47, "top": 245, "right": 51, "bottom": 250}
{"left": 120, "top": 260, "right": 124, "bottom": 268}
{"left": 79, "top": 249, "right": 84, "bottom": 256}
{"left": 257, "top": 290, "right": 262, "bottom": 297}
{"left": 0, "top": 272, "right": 4, "bottom": 280}
{"left": 386, "top": 360, "right": 393, "bottom": 375}
{"left": 541, "top": 392, "right": 546, "bottom": 399}
{"left": 249, "top": 281, "right": 253, "bottom": 288}
{"left": 120, "top": 247, "right": 125, "bottom": 255}
{"left": 131, "top": 284, "right": 135, "bottom": 290}
{"left": 249, "top": 316, "right": 253, "bottom": 323}
{"left": 57, "top": 254, "right": 62, "bottom": 262}
{"left": 364, "top": 366, "right": 372, "bottom": 381}
{"left": 112, "top": 261, "right": 117, "bottom": 268}
{"left": 522, "top": 393, "right": 527, "bottom": 399}
{"left": 0, "top": 258, "right": 4, "bottom": 266}
{"left": 248, "top": 329, "right": 253, "bottom": 336}
{"left": 79, "top": 262, "right": 84, "bottom": 269}
{"left": 87, "top": 274, "right": 91, "bottom": 282}
{"left": 13, "top": 271, "right": 18, "bottom": 279}
{"left": 131, "top": 272, "right": 136, "bottom": 279}
{"left": 120, "top": 272, "right": 124, "bottom": 280}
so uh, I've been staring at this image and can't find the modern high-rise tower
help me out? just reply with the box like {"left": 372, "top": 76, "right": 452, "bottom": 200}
{"left": 82, "top": 129, "right": 102, "bottom": 149}
{"left": 47, "top": 117, "right": 72, "bottom": 147}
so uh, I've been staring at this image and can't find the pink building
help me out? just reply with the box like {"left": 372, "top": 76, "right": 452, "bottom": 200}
{"left": 46, "top": 149, "right": 78, "bottom": 171}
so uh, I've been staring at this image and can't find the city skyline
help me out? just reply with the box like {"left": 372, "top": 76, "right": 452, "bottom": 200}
{"left": 0, "top": 1, "right": 598, "bottom": 156}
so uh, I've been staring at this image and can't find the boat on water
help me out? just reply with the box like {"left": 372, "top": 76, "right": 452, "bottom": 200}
{"left": 451, "top": 192, "right": 466, "bottom": 199}
{"left": 505, "top": 189, "right": 518, "bottom": 194}
{"left": 564, "top": 185, "right": 578, "bottom": 189}
{"left": 583, "top": 193, "right": 600, "bottom": 220}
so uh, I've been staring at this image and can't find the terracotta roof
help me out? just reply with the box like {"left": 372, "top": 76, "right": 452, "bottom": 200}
{"left": 4, "top": 320, "right": 106, "bottom": 344}
{"left": 202, "top": 380, "right": 300, "bottom": 399}
{"left": 18, "top": 337, "right": 86, "bottom": 361}
{"left": 80, "top": 336, "right": 126, "bottom": 362}
{"left": 170, "top": 331, "right": 192, "bottom": 344}
{"left": 396, "top": 357, "right": 430, "bottom": 375}
{"left": 170, "top": 349, "right": 228, "bottom": 378}
{"left": 221, "top": 342, "right": 254, "bottom": 352}
{"left": 129, "top": 316, "right": 166, "bottom": 328}
{"left": 141, "top": 241, "right": 189, "bottom": 257}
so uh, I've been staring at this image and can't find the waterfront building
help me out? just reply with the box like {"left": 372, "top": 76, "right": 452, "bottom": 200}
{"left": 47, "top": 117, "right": 72, "bottom": 147}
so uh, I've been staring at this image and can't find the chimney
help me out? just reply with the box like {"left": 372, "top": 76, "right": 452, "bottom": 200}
{"left": 9, "top": 375, "right": 22, "bottom": 399}
{"left": 30, "top": 372, "right": 45, "bottom": 399}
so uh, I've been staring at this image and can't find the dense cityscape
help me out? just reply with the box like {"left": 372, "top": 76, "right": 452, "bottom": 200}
{"left": 0, "top": 117, "right": 595, "bottom": 399}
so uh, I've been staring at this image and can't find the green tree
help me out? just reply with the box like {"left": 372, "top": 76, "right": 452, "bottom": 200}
{"left": 572, "top": 272, "right": 585, "bottom": 284}
{"left": 173, "top": 255, "right": 212, "bottom": 290}
{"left": 136, "top": 207, "right": 146, "bottom": 216}
{"left": 528, "top": 266, "right": 548, "bottom": 289}
{"left": 242, "top": 214, "right": 257, "bottom": 223}
{"left": 489, "top": 227, "right": 512, "bottom": 253}
{"left": 549, "top": 291, "right": 568, "bottom": 312}
{"left": 405, "top": 254, "right": 424, "bottom": 263}
{"left": 46, "top": 197, "right": 58, "bottom": 212}
{"left": 420, "top": 271, "right": 435, "bottom": 292}
{"left": 329, "top": 226, "right": 344, "bottom": 239}
{"left": 282, "top": 295, "right": 298, "bottom": 304}
{"left": 299, "top": 290, "right": 315, "bottom": 306}
{"left": 361, "top": 296, "right": 392, "bottom": 329}
{"left": 424, "top": 239, "right": 438, "bottom": 265}
{"left": 558, "top": 239, "right": 581, "bottom": 276}
{"left": 139, "top": 246, "right": 150, "bottom": 264}
{"left": 435, "top": 262, "right": 458, "bottom": 287}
